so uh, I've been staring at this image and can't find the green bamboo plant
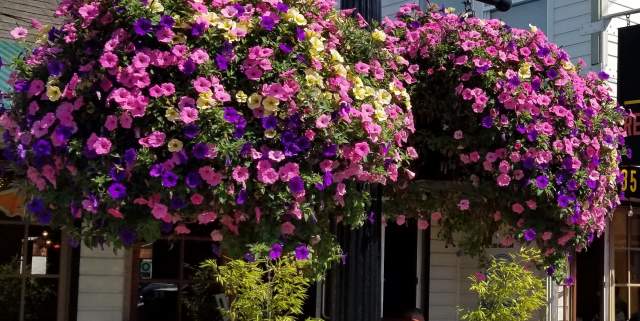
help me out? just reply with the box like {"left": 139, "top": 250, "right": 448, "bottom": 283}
{"left": 200, "top": 255, "right": 322, "bottom": 321}
{"left": 460, "top": 248, "right": 547, "bottom": 321}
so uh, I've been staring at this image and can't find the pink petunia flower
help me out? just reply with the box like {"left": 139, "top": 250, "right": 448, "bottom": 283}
{"left": 138, "top": 131, "right": 166, "bottom": 148}
{"left": 281, "top": 222, "right": 295, "bottom": 235}
{"left": 315, "top": 114, "right": 331, "bottom": 129}
{"left": 93, "top": 137, "right": 112, "bottom": 155}
{"left": 232, "top": 166, "right": 249, "bottom": 183}
{"left": 458, "top": 199, "right": 470, "bottom": 211}
{"left": 10, "top": 27, "right": 28, "bottom": 40}
{"left": 179, "top": 107, "right": 199, "bottom": 124}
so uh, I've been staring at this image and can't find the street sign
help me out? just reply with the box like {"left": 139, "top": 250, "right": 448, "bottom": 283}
{"left": 140, "top": 259, "right": 152, "bottom": 279}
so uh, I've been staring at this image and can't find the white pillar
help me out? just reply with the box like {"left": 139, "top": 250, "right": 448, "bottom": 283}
{"left": 76, "top": 244, "right": 129, "bottom": 321}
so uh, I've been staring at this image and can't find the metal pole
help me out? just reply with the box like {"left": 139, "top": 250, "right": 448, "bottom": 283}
{"left": 18, "top": 208, "right": 30, "bottom": 321}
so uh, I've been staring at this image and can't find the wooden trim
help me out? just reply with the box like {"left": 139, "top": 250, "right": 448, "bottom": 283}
{"left": 129, "top": 246, "right": 141, "bottom": 321}
{"left": 122, "top": 248, "right": 133, "bottom": 321}
{"left": 571, "top": 260, "right": 577, "bottom": 321}
{"left": 56, "top": 232, "right": 71, "bottom": 321}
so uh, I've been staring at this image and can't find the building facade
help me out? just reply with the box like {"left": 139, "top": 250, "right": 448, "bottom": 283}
{"left": 1, "top": 1, "right": 639, "bottom": 321}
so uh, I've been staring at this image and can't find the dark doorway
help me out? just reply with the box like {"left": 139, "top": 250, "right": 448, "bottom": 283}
{"left": 383, "top": 222, "right": 418, "bottom": 320}
{"left": 576, "top": 235, "right": 604, "bottom": 321}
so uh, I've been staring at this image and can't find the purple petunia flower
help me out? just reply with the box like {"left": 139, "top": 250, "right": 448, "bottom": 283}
{"left": 564, "top": 276, "right": 574, "bottom": 286}
{"left": 509, "top": 76, "right": 520, "bottom": 87}
{"left": 261, "top": 15, "right": 276, "bottom": 31}
{"left": 190, "top": 22, "right": 206, "bottom": 37}
{"left": 276, "top": 2, "right": 288, "bottom": 12}
{"left": 159, "top": 15, "right": 175, "bottom": 28}
{"left": 27, "top": 198, "right": 46, "bottom": 214}
{"left": 523, "top": 228, "right": 536, "bottom": 242}
{"left": 108, "top": 182, "right": 127, "bottom": 199}
{"left": 133, "top": 18, "right": 153, "bottom": 36}
{"left": 557, "top": 194, "right": 571, "bottom": 208}
{"left": 481, "top": 116, "right": 493, "bottom": 128}
{"left": 531, "top": 77, "right": 541, "bottom": 91}
{"left": 598, "top": 71, "right": 610, "bottom": 80}
{"left": 169, "top": 197, "right": 186, "bottom": 210}
{"left": 110, "top": 167, "right": 126, "bottom": 182}
{"left": 181, "top": 58, "right": 196, "bottom": 75}
{"left": 149, "top": 164, "right": 164, "bottom": 177}
{"left": 36, "top": 210, "right": 52, "bottom": 225}
{"left": 215, "top": 54, "right": 229, "bottom": 71}
{"left": 236, "top": 189, "right": 247, "bottom": 205}
{"left": 192, "top": 143, "right": 209, "bottom": 159}
{"left": 185, "top": 171, "right": 202, "bottom": 189}
{"left": 294, "top": 244, "right": 310, "bottom": 260}
{"left": 279, "top": 43, "right": 292, "bottom": 54}
{"left": 322, "top": 172, "right": 333, "bottom": 187}
{"left": 546, "top": 68, "right": 558, "bottom": 79}
{"left": 537, "top": 46, "right": 550, "bottom": 57}
{"left": 119, "top": 227, "right": 137, "bottom": 246}
{"left": 33, "top": 139, "right": 52, "bottom": 157}
{"left": 47, "top": 60, "right": 64, "bottom": 77}
{"left": 288, "top": 176, "right": 305, "bottom": 194}
{"left": 296, "top": 27, "right": 305, "bottom": 41}
{"left": 14, "top": 80, "right": 28, "bottom": 92}
{"left": 545, "top": 265, "right": 556, "bottom": 276}
{"left": 124, "top": 148, "right": 137, "bottom": 166}
{"left": 161, "top": 171, "right": 178, "bottom": 188}
{"left": 183, "top": 124, "right": 199, "bottom": 139}
{"left": 269, "top": 243, "right": 283, "bottom": 260}
{"left": 244, "top": 252, "right": 255, "bottom": 262}
{"left": 261, "top": 116, "right": 277, "bottom": 129}
{"left": 223, "top": 107, "right": 240, "bottom": 123}
{"left": 323, "top": 144, "right": 338, "bottom": 158}
{"left": 535, "top": 175, "right": 549, "bottom": 189}
{"left": 368, "top": 211, "right": 376, "bottom": 224}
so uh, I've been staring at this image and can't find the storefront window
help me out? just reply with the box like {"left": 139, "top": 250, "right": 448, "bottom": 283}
{"left": 613, "top": 210, "right": 640, "bottom": 321}
{"left": 0, "top": 213, "right": 63, "bottom": 321}
{"left": 131, "top": 235, "right": 224, "bottom": 321}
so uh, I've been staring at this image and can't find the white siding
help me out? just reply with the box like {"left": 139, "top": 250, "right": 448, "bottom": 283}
{"left": 77, "top": 244, "right": 129, "bottom": 321}
{"left": 553, "top": 0, "right": 594, "bottom": 67}
{"left": 0, "top": 0, "right": 60, "bottom": 42}
{"left": 381, "top": 0, "right": 414, "bottom": 17}
{"left": 428, "top": 227, "right": 548, "bottom": 321}
{"left": 603, "top": 0, "right": 640, "bottom": 98}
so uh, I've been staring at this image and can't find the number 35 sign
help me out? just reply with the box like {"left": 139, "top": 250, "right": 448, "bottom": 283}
{"left": 621, "top": 166, "right": 640, "bottom": 200}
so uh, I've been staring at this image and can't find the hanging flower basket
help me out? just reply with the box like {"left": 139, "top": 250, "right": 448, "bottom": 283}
{"left": 383, "top": 4, "right": 626, "bottom": 280}
{"left": 0, "top": 0, "right": 414, "bottom": 269}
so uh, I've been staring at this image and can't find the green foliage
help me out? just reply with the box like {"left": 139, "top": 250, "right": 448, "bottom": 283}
{"left": 182, "top": 264, "right": 225, "bottom": 321}
{"left": 0, "top": 259, "right": 56, "bottom": 321}
{"left": 460, "top": 248, "right": 546, "bottom": 321}
{"left": 201, "top": 256, "right": 323, "bottom": 321}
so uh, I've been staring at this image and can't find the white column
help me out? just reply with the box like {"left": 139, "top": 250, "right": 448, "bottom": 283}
{"left": 76, "top": 244, "right": 129, "bottom": 321}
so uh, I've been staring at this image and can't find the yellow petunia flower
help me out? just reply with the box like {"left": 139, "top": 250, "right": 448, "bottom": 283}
{"left": 262, "top": 96, "right": 279, "bottom": 114}
{"left": 47, "top": 86, "right": 61, "bottom": 102}
{"left": 353, "top": 86, "right": 367, "bottom": 100}
{"left": 197, "top": 91, "right": 214, "bottom": 109}
{"left": 372, "top": 29, "right": 386, "bottom": 42}
{"left": 330, "top": 49, "right": 344, "bottom": 63}
{"left": 167, "top": 139, "right": 183, "bottom": 152}
{"left": 165, "top": 108, "right": 180, "bottom": 122}
{"left": 518, "top": 62, "right": 532, "bottom": 80}
{"left": 235, "top": 91, "right": 248, "bottom": 103}
{"left": 247, "top": 93, "right": 262, "bottom": 109}
{"left": 374, "top": 108, "right": 388, "bottom": 122}
{"left": 149, "top": 0, "right": 164, "bottom": 13}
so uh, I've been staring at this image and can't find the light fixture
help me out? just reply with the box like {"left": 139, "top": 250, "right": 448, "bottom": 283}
{"left": 42, "top": 231, "right": 48, "bottom": 237}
